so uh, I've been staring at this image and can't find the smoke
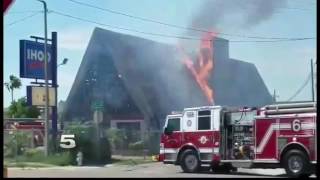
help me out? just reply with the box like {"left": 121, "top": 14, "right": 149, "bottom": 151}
{"left": 178, "top": 0, "right": 288, "bottom": 52}
{"left": 188, "top": 0, "right": 288, "bottom": 35}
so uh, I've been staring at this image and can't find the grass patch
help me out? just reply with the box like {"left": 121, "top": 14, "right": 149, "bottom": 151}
{"left": 19, "top": 153, "right": 71, "bottom": 166}
{"left": 5, "top": 162, "right": 56, "bottom": 168}
{"left": 4, "top": 151, "right": 72, "bottom": 167}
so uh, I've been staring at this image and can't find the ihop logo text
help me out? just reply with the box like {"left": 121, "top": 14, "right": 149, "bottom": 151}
{"left": 27, "top": 49, "right": 51, "bottom": 62}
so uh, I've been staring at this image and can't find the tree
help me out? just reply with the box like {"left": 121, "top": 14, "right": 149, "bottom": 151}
{"left": 106, "top": 128, "right": 127, "bottom": 151}
{"left": 6, "top": 97, "right": 40, "bottom": 118}
{"left": 4, "top": 75, "right": 22, "bottom": 104}
{"left": 65, "top": 122, "right": 111, "bottom": 165}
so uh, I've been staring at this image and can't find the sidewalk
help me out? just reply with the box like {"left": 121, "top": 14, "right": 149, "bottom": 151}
{"left": 112, "top": 155, "right": 151, "bottom": 160}
{"left": 5, "top": 155, "right": 155, "bottom": 170}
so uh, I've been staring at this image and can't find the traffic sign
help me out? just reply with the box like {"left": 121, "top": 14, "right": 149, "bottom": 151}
{"left": 91, "top": 100, "right": 104, "bottom": 110}
{"left": 27, "top": 86, "right": 56, "bottom": 106}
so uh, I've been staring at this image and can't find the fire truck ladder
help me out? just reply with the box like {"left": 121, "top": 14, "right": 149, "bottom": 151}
{"left": 263, "top": 102, "right": 316, "bottom": 116}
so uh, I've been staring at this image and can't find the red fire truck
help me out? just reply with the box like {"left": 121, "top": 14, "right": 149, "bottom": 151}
{"left": 159, "top": 102, "right": 317, "bottom": 178}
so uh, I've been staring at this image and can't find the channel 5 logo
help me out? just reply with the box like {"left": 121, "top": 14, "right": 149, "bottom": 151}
{"left": 60, "top": 134, "right": 76, "bottom": 149}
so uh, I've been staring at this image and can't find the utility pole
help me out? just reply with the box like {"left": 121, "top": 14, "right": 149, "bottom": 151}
{"left": 311, "top": 59, "right": 314, "bottom": 102}
{"left": 37, "top": 0, "right": 49, "bottom": 157}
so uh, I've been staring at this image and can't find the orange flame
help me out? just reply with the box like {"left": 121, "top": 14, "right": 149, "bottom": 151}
{"left": 181, "top": 32, "right": 216, "bottom": 105}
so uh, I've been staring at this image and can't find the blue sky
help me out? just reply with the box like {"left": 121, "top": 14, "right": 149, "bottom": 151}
{"left": 3, "top": 0, "right": 316, "bottom": 108}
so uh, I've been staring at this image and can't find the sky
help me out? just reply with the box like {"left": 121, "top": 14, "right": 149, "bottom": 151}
{"left": 3, "top": 0, "right": 317, "bottom": 108}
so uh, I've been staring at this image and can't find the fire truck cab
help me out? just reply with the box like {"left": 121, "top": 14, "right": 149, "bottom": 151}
{"left": 159, "top": 102, "right": 317, "bottom": 178}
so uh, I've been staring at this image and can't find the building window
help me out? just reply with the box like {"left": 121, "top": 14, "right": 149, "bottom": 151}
{"left": 198, "top": 110, "right": 211, "bottom": 130}
{"left": 167, "top": 118, "right": 180, "bottom": 131}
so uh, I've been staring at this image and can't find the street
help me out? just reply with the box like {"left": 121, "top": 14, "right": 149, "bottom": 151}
{"left": 7, "top": 162, "right": 304, "bottom": 178}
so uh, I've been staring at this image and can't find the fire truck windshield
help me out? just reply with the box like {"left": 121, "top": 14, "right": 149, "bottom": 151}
{"left": 166, "top": 118, "right": 180, "bottom": 132}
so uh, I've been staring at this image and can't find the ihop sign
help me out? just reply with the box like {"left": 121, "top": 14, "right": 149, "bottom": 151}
{"left": 20, "top": 40, "right": 56, "bottom": 79}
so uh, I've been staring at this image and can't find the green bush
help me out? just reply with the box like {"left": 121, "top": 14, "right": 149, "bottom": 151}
{"left": 45, "top": 152, "right": 72, "bottom": 166}
{"left": 106, "top": 128, "right": 127, "bottom": 150}
{"left": 143, "top": 132, "right": 161, "bottom": 155}
{"left": 4, "top": 131, "right": 33, "bottom": 158}
{"left": 24, "top": 148, "right": 43, "bottom": 158}
{"left": 4, "top": 144, "right": 13, "bottom": 158}
{"left": 65, "top": 122, "right": 111, "bottom": 165}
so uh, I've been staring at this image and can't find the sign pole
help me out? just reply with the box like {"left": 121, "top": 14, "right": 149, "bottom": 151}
{"left": 37, "top": 0, "right": 50, "bottom": 157}
{"left": 51, "top": 32, "right": 58, "bottom": 150}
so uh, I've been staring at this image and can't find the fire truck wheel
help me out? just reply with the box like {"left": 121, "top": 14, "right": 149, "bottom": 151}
{"left": 283, "top": 149, "right": 311, "bottom": 178}
{"left": 180, "top": 149, "right": 201, "bottom": 173}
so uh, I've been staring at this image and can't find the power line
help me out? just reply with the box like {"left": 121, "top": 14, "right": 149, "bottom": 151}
{"left": 50, "top": 10, "right": 315, "bottom": 43}
{"left": 8, "top": 10, "right": 43, "bottom": 14}
{"left": 287, "top": 73, "right": 311, "bottom": 101}
{"left": 50, "top": 10, "right": 204, "bottom": 41}
{"left": 66, "top": 0, "right": 314, "bottom": 40}
{"left": 6, "top": 11, "right": 41, "bottom": 26}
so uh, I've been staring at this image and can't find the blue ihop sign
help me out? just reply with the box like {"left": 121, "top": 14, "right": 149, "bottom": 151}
{"left": 20, "top": 40, "right": 56, "bottom": 80}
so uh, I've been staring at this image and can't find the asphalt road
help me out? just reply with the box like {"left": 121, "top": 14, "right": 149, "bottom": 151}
{"left": 8, "top": 162, "right": 308, "bottom": 178}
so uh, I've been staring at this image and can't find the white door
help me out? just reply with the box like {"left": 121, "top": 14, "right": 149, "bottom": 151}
{"left": 182, "top": 110, "right": 197, "bottom": 132}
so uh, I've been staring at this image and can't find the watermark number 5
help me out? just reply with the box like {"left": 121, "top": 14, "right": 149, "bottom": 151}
{"left": 60, "top": 134, "right": 76, "bottom": 149}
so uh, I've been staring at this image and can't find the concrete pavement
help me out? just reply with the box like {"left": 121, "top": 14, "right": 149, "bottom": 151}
{"left": 7, "top": 162, "right": 299, "bottom": 178}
